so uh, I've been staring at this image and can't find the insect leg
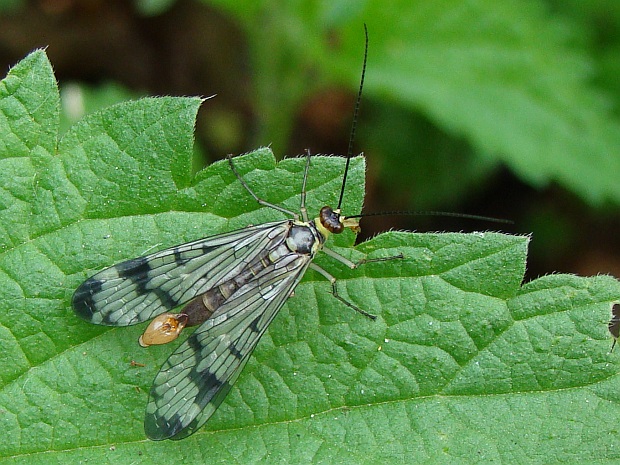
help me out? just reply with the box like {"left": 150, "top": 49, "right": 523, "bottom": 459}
{"left": 309, "top": 262, "right": 377, "bottom": 320}
{"left": 322, "top": 246, "right": 404, "bottom": 269}
{"left": 227, "top": 154, "right": 299, "bottom": 219}
{"left": 311, "top": 249, "right": 404, "bottom": 319}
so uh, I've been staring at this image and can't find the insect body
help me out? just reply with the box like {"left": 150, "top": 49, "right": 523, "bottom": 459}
{"left": 72, "top": 25, "right": 394, "bottom": 440}
{"left": 73, "top": 161, "right": 370, "bottom": 439}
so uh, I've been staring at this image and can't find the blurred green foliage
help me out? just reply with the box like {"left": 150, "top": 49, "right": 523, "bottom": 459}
{"left": 200, "top": 0, "right": 620, "bottom": 206}
{"left": 11, "top": 0, "right": 616, "bottom": 273}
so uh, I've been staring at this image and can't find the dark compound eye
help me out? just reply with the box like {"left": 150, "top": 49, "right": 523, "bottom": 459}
{"left": 319, "top": 206, "right": 344, "bottom": 234}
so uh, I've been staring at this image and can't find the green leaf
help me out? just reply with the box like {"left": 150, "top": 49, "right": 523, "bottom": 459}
{"left": 59, "top": 81, "right": 140, "bottom": 134}
{"left": 2, "top": 50, "right": 620, "bottom": 464}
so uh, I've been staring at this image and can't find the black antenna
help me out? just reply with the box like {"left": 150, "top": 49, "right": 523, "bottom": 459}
{"left": 346, "top": 210, "right": 513, "bottom": 225}
{"left": 337, "top": 24, "right": 368, "bottom": 211}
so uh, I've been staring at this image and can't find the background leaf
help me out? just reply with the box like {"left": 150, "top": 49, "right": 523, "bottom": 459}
{"left": 1, "top": 50, "right": 620, "bottom": 464}
{"left": 202, "top": 0, "right": 620, "bottom": 205}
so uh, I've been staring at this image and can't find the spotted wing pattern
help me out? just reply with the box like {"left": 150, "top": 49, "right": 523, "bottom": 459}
{"left": 144, "top": 244, "right": 312, "bottom": 440}
{"left": 72, "top": 220, "right": 290, "bottom": 326}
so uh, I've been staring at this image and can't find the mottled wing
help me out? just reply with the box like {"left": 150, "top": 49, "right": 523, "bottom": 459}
{"left": 144, "top": 249, "right": 313, "bottom": 440}
{"left": 72, "top": 221, "right": 290, "bottom": 326}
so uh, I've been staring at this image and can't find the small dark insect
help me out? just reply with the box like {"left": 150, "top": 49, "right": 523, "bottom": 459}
{"left": 609, "top": 303, "right": 620, "bottom": 351}
{"left": 72, "top": 25, "right": 402, "bottom": 440}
